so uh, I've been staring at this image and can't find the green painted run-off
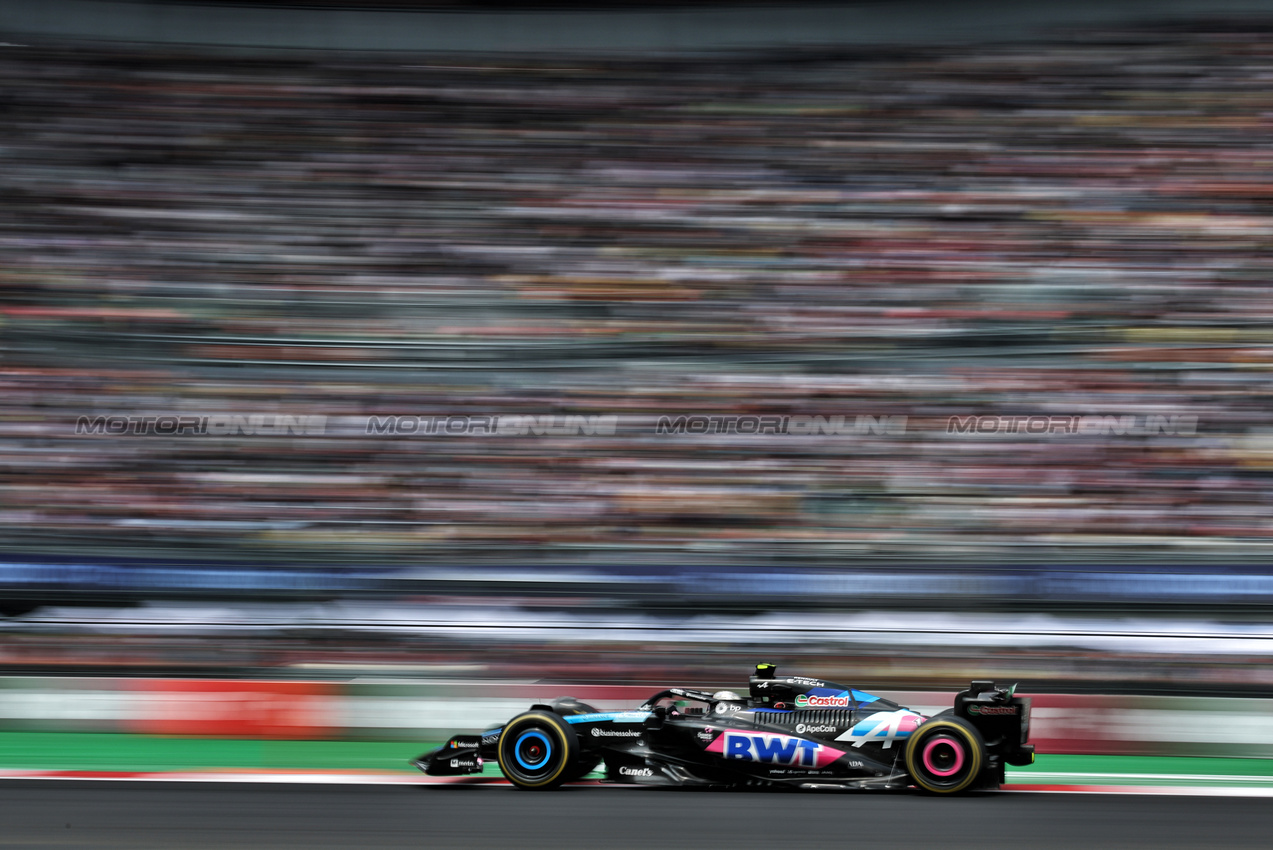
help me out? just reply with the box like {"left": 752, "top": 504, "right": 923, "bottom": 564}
{"left": 0, "top": 732, "right": 436, "bottom": 773}
{"left": 2, "top": 733, "right": 1273, "bottom": 786}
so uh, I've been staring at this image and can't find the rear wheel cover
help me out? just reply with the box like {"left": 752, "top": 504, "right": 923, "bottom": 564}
{"left": 904, "top": 719, "right": 984, "bottom": 794}
{"left": 497, "top": 712, "right": 577, "bottom": 790}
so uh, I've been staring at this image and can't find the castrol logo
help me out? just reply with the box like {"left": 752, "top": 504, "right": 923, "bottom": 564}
{"left": 795, "top": 693, "right": 851, "bottom": 708}
{"left": 967, "top": 704, "right": 1018, "bottom": 716}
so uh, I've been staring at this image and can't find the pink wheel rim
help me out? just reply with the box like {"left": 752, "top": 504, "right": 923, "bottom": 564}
{"left": 921, "top": 735, "right": 965, "bottom": 777}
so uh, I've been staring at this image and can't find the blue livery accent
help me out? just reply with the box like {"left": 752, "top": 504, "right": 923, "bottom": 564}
{"left": 722, "top": 733, "right": 822, "bottom": 766}
{"left": 851, "top": 690, "right": 880, "bottom": 704}
{"left": 513, "top": 730, "right": 552, "bottom": 770}
{"left": 805, "top": 687, "right": 849, "bottom": 697}
{"left": 564, "top": 711, "right": 651, "bottom": 724}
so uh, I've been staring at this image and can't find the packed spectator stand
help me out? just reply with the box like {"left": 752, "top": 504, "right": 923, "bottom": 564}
{"left": 3, "top": 22, "right": 1273, "bottom": 587}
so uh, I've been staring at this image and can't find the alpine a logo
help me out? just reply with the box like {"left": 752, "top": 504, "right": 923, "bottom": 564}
{"left": 835, "top": 710, "right": 925, "bottom": 749}
{"left": 591, "top": 727, "right": 642, "bottom": 737}
{"left": 705, "top": 731, "right": 845, "bottom": 768}
{"left": 795, "top": 693, "right": 850, "bottom": 708}
{"left": 967, "top": 705, "right": 1019, "bottom": 716}
{"left": 619, "top": 766, "right": 653, "bottom": 776}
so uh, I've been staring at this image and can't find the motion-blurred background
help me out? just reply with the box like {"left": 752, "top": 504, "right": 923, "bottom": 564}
{"left": 3, "top": 0, "right": 1273, "bottom": 756}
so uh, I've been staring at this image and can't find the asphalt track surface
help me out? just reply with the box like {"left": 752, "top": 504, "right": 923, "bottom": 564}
{"left": 1, "top": 782, "right": 1272, "bottom": 849}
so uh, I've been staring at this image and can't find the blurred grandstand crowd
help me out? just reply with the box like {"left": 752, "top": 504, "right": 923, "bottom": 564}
{"left": 3, "top": 23, "right": 1273, "bottom": 574}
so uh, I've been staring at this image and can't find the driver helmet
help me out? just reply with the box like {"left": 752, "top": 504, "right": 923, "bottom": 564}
{"left": 712, "top": 690, "right": 747, "bottom": 714}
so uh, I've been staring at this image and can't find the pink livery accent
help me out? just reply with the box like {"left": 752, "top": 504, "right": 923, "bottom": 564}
{"left": 921, "top": 735, "right": 965, "bottom": 777}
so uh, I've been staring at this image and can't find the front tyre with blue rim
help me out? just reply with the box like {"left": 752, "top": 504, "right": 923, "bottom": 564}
{"left": 497, "top": 711, "right": 578, "bottom": 790}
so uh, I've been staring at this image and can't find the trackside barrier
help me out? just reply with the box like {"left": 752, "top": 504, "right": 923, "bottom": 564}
{"left": 0, "top": 679, "right": 1272, "bottom": 758}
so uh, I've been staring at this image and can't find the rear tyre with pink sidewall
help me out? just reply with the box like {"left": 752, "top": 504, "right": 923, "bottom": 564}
{"left": 904, "top": 717, "right": 986, "bottom": 794}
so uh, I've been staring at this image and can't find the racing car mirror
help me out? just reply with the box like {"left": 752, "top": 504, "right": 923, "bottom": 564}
{"left": 644, "top": 705, "right": 667, "bottom": 730}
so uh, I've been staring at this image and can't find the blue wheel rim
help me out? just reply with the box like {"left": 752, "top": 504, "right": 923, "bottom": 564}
{"left": 514, "top": 730, "right": 553, "bottom": 770}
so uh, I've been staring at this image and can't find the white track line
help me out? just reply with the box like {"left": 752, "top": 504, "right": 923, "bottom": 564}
{"left": 1013, "top": 771, "right": 1273, "bottom": 783}
{"left": 2, "top": 769, "right": 1273, "bottom": 796}
{"left": 1005, "top": 784, "right": 1273, "bottom": 797}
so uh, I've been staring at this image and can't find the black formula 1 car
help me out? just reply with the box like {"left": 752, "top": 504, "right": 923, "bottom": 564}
{"left": 414, "top": 663, "right": 1035, "bottom": 794}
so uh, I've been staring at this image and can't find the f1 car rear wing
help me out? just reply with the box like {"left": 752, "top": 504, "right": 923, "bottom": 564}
{"left": 955, "top": 680, "right": 1034, "bottom": 766}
